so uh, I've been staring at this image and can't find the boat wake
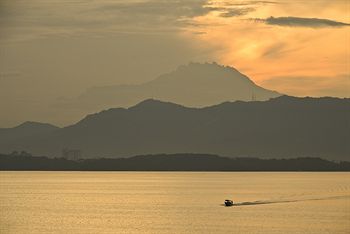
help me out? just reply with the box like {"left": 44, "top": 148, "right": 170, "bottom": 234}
{"left": 223, "top": 195, "right": 350, "bottom": 207}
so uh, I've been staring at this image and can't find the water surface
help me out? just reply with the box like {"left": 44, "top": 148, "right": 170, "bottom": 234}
{"left": 1, "top": 172, "right": 349, "bottom": 233}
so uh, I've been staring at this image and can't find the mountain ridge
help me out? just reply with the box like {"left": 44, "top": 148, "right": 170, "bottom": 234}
{"left": 0, "top": 121, "right": 59, "bottom": 142}
{"left": 1, "top": 152, "right": 349, "bottom": 171}
{"left": 1, "top": 95, "right": 349, "bottom": 160}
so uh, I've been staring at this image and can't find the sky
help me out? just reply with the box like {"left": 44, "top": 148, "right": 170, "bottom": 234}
{"left": 0, "top": 0, "right": 349, "bottom": 127}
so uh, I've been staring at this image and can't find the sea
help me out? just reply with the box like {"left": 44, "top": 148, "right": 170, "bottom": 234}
{"left": 0, "top": 172, "right": 349, "bottom": 233}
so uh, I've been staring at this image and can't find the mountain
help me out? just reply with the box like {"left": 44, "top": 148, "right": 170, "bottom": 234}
{"left": 56, "top": 62, "right": 281, "bottom": 113}
{"left": 1, "top": 96, "right": 349, "bottom": 160}
{"left": 0, "top": 121, "right": 59, "bottom": 142}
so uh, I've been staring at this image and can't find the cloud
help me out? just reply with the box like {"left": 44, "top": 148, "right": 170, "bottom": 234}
{"left": 219, "top": 1, "right": 278, "bottom": 7}
{"left": 252, "top": 16, "right": 350, "bottom": 27}
{"left": 220, "top": 8, "right": 255, "bottom": 18}
{"left": 91, "top": 0, "right": 212, "bottom": 30}
{"left": 95, "top": 0, "right": 211, "bottom": 18}
{"left": 211, "top": 1, "right": 277, "bottom": 18}
{"left": 0, "top": 0, "right": 217, "bottom": 42}
{"left": 261, "top": 42, "right": 287, "bottom": 58}
{"left": 261, "top": 42, "right": 303, "bottom": 58}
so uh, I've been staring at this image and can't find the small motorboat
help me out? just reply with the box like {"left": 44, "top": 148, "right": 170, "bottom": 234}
{"left": 224, "top": 199, "right": 234, "bottom": 206}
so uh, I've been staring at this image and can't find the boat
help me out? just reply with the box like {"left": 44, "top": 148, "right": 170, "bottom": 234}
{"left": 224, "top": 199, "right": 234, "bottom": 206}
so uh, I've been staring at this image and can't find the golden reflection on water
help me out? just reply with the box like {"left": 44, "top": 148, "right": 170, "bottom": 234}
{"left": 1, "top": 172, "right": 349, "bottom": 234}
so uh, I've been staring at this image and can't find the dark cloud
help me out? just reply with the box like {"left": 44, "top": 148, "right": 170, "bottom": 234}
{"left": 0, "top": 0, "right": 218, "bottom": 42}
{"left": 252, "top": 16, "right": 350, "bottom": 27}
{"left": 221, "top": 1, "right": 278, "bottom": 7}
{"left": 220, "top": 8, "right": 255, "bottom": 18}
{"left": 93, "top": 0, "right": 266, "bottom": 22}
{"left": 214, "top": 0, "right": 276, "bottom": 18}
{"left": 92, "top": 0, "right": 213, "bottom": 28}
{"left": 96, "top": 0, "right": 210, "bottom": 17}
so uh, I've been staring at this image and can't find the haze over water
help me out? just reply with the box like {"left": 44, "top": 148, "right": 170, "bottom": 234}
{"left": 1, "top": 172, "right": 349, "bottom": 234}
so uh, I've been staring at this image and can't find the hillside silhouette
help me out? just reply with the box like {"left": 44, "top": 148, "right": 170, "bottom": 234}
{"left": 1, "top": 152, "right": 349, "bottom": 171}
{"left": 0, "top": 96, "right": 349, "bottom": 160}
{"left": 0, "top": 121, "right": 59, "bottom": 142}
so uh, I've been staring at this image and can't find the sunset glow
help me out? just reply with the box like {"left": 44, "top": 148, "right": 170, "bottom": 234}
{"left": 184, "top": 0, "right": 350, "bottom": 96}
{"left": 0, "top": 0, "right": 349, "bottom": 126}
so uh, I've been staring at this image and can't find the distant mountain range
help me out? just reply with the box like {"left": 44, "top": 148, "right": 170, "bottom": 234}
{"left": 1, "top": 153, "right": 349, "bottom": 171}
{"left": 1, "top": 96, "right": 349, "bottom": 160}
{"left": 56, "top": 62, "right": 281, "bottom": 113}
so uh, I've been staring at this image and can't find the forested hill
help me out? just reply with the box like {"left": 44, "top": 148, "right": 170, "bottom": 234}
{"left": 1, "top": 153, "right": 349, "bottom": 171}
{"left": 0, "top": 95, "right": 349, "bottom": 160}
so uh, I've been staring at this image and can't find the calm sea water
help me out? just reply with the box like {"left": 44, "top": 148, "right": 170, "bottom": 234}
{"left": 0, "top": 172, "right": 349, "bottom": 234}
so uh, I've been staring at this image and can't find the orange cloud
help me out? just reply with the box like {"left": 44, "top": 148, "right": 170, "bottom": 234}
{"left": 261, "top": 74, "right": 350, "bottom": 97}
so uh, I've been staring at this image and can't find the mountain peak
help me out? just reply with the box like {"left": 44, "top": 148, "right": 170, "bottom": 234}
{"left": 130, "top": 99, "right": 186, "bottom": 110}
{"left": 177, "top": 61, "right": 228, "bottom": 70}
{"left": 178, "top": 61, "right": 236, "bottom": 70}
{"left": 56, "top": 62, "right": 281, "bottom": 115}
{"left": 15, "top": 121, "right": 59, "bottom": 130}
{"left": 153, "top": 62, "right": 253, "bottom": 85}
{"left": 0, "top": 121, "right": 59, "bottom": 141}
